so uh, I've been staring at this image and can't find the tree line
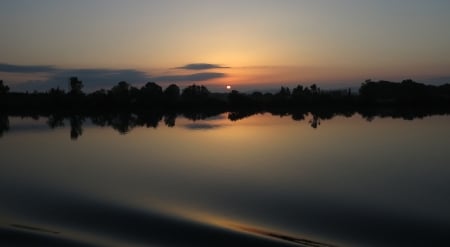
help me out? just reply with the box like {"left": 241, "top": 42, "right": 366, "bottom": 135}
{"left": 0, "top": 78, "right": 449, "bottom": 112}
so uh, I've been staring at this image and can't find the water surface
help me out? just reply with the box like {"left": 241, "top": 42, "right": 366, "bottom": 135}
{"left": 1, "top": 113, "right": 449, "bottom": 246}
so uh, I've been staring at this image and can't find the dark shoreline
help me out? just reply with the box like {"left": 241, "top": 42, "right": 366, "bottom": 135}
{"left": 1, "top": 78, "right": 450, "bottom": 139}
{"left": 1, "top": 79, "right": 449, "bottom": 112}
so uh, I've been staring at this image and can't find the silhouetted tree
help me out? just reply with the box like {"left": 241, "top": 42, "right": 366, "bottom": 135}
{"left": 0, "top": 75, "right": 449, "bottom": 119}
{"left": 139, "top": 82, "right": 163, "bottom": 106}
{"left": 291, "top": 85, "right": 304, "bottom": 98}
{"left": 0, "top": 80, "right": 9, "bottom": 95}
{"left": 358, "top": 79, "right": 440, "bottom": 105}
{"left": 310, "top": 84, "right": 319, "bottom": 95}
{"left": 274, "top": 86, "right": 291, "bottom": 105}
{"left": 91, "top": 89, "right": 107, "bottom": 96}
{"left": 164, "top": 84, "right": 180, "bottom": 101}
{"left": 111, "top": 81, "right": 130, "bottom": 95}
{"left": 182, "top": 84, "right": 210, "bottom": 100}
{"left": 68, "top": 77, "right": 84, "bottom": 95}
{"left": 47, "top": 87, "right": 66, "bottom": 107}
{"left": 291, "top": 84, "right": 317, "bottom": 105}
{"left": 250, "top": 91, "right": 263, "bottom": 100}
{"left": 129, "top": 86, "right": 140, "bottom": 104}
{"left": 49, "top": 87, "right": 65, "bottom": 96}
{"left": 277, "top": 87, "right": 291, "bottom": 97}
{"left": 109, "top": 81, "right": 132, "bottom": 106}
{"left": 141, "top": 82, "right": 163, "bottom": 98}
{"left": 228, "top": 90, "right": 256, "bottom": 107}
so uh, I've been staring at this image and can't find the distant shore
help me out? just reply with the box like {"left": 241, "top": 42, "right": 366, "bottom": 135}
{"left": 1, "top": 79, "right": 449, "bottom": 113}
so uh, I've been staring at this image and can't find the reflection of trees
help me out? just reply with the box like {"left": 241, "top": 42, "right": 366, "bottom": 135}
{"left": 47, "top": 114, "right": 65, "bottom": 129}
{"left": 70, "top": 115, "right": 84, "bottom": 140}
{"left": 2, "top": 106, "right": 449, "bottom": 140}
{"left": 358, "top": 107, "right": 449, "bottom": 122}
{"left": 91, "top": 113, "right": 137, "bottom": 134}
{"left": 136, "top": 112, "right": 163, "bottom": 129}
{"left": 228, "top": 111, "right": 259, "bottom": 121}
{"left": 91, "top": 114, "right": 109, "bottom": 127}
{"left": 164, "top": 113, "right": 177, "bottom": 127}
{"left": 270, "top": 109, "right": 290, "bottom": 118}
{"left": 291, "top": 111, "right": 307, "bottom": 121}
{"left": 0, "top": 115, "right": 9, "bottom": 137}
{"left": 309, "top": 115, "right": 321, "bottom": 129}
{"left": 110, "top": 113, "right": 137, "bottom": 134}
{"left": 183, "top": 110, "right": 223, "bottom": 121}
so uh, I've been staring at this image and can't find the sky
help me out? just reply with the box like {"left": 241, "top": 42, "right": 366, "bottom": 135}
{"left": 1, "top": 0, "right": 450, "bottom": 92}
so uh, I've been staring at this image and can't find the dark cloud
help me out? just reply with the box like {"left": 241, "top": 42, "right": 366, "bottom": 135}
{"left": 3, "top": 63, "right": 227, "bottom": 92}
{"left": 52, "top": 69, "right": 150, "bottom": 89}
{"left": 176, "top": 63, "right": 230, "bottom": 70}
{"left": 0, "top": 63, "right": 57, "bottom": 73}
{"left": 150, "top": 72, "right": 226, "bottom": 82}
{"left": 10, "top": 68, "right": 151, "bottom": 92}
{"left": 426, "top": 76, "right": 450, "bottom": 85}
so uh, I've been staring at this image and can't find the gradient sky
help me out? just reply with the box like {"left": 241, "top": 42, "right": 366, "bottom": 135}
{"left": 1, "top": 0, "right": 450, "bottom": 92}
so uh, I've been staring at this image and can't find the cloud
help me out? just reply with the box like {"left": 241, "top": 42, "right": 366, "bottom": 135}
{"left": 176, "top": 63, "right": 230, "bottom": 70}
{"left": 3, "top": 63, "right": 227, "bottom": 92}
{"left": 9, "top": 67, "right": 151, "bottom": 92}
{"left": 0, "top": 63, "right": 57, "bottom": 73}
{"left": 426, "top": 76, "right": 450, "bottom": 85}
{"left": 52, "top": 69, "right": 150, "bottom": 89}
{"left": 150, "top": 72, "right": 226, "bottom": 82}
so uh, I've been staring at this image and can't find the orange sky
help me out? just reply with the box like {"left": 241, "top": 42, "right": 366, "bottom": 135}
{"left": 1, "top": 1, "right": 449, "bottom": 91}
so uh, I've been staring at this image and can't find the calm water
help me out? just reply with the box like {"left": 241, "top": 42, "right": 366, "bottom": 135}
{"left": 0, "top": 113, "right": 449, "bottom": 246}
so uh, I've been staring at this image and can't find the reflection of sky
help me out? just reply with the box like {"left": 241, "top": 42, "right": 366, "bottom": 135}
{"left": 1, "top": 114, "right": 450, "bottom": 246}
{"left": 7, "top": 117, "right": 56, "bottom": 133}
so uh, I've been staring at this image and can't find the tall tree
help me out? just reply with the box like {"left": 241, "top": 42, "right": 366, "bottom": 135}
{"left": 0, "top": 80, "right": 10, "bottom": 94}
{"left": 164, "top": 84, "right": 180, "bottom": 100}
{"left": 141, "top": 82, "right": 163, "bottom": 99}
{"left": 181, "top": 84, "right": 210, "bottom": 100}
{"left": 111, "top": 81, "right": 131, "bottom": 96}
{"left": 68, "top": 77, "right": 84, "bottom": 95}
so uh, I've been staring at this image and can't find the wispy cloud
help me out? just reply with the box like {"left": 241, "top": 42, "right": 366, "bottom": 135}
{"left": 151, "top": 72, "right": 226, "bottom": 82}
{"left": 175, "top": 63, "right": 230, "bottom": 70}
{"left": 0, "top": 63, "right": 152, "bottom": 91}
{"left": 1, "top": 63, "right": 228, "bottom": 92}
{"left": 426, "top": 76, "right": 450, "bottom": 85}
{"left": 54, "top": 69, "right": 151, "bottom": 89}
{"left": 0, "top": 63, "right": 57, "bottom": 73}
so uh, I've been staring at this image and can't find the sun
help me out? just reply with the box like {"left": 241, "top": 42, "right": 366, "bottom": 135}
{"left": 226, "top": 85, "right": 232, "bottom": 90}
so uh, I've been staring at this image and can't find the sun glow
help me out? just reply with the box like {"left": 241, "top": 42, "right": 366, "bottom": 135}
{"left": 226, "top": 85, "right": 232, "bottom": 90}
